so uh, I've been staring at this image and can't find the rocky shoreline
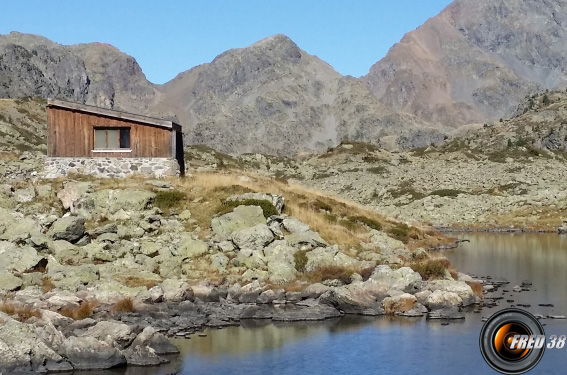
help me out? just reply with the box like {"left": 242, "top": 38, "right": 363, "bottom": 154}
{"left": 0, "top": 175, "right": 488, "bottom": 373}
{"left": 0, "top": 267, "right": 484, "bottom": 373}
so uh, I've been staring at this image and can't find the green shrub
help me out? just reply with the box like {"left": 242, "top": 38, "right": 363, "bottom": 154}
{"left": 543, "top": 94, "right": 550, "bottom": 105}
{"left": 410, "top": 259, "right": 450, "bottom": 280}
{"left": 217, "top": 199, "right": 278, "bottom": 218}
{"left": 324, "top": 213, "right": 338, "bottom": 224}
{"left": 305, "top": 265, "right": 355, "bottom": 284}
{"left": 387, "top": 223, "right": 411, "bottom": 243}
{"left": 154, "top": 190, "right": 186, "bottom": 210}
{"left": 367, "top": 166, "right": 387, "bottom": 174}
{"left": 429, "top": 189, "right": 468, "bottom": 198}
{"left": 294, "top": 250, "right": 308, "bottom": 273}
{"left": 347, "top": 215, "right": 382, "bottom": 231}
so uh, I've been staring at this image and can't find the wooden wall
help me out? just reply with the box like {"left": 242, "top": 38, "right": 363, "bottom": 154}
{"left": 47, "top": 107, "right": 173, "bottom": 158}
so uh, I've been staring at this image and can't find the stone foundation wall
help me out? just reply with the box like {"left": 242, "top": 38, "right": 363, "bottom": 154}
{"left": 44, "top": 157, "right": 180, "bottom": 178}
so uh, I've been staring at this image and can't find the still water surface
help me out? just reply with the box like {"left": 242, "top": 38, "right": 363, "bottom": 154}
{"left": 101, "top": 233, "right": 567, "bottom": 375}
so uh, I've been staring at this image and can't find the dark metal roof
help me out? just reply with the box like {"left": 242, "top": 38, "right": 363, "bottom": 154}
{"left": 47, "top": 99, "right": 181, "bottom": 131}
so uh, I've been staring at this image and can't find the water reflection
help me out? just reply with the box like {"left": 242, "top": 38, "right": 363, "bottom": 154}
{"left": 446, "top": 233, "right": 567, "bottom": 317}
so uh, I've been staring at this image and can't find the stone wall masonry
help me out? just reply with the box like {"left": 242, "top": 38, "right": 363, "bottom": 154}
{"left": 44, "top": 157, "right": 180, "bottom": 178}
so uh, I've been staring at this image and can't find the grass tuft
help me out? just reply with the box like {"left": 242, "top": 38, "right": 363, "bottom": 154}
{"left": 111, "top": 297, "right": 135, "bottom": 313}
{"left": 41, "top": 277, "right": 55, "bottom": 293}
{"left": 466, "top": 281, "right": 484, "bottom": 298}
{"left": 0, "top": 303, "right": 41, "bottom": 322}
{"left": 59, "top": 300, "right": 98, "bottom": 320}
{"left": 293, "top": 250, "right": 308, "bottom": 273}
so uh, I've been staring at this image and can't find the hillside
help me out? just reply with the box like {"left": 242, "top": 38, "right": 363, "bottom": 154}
{"left": 363, "top": 0, "right": 567, "bottom": 128}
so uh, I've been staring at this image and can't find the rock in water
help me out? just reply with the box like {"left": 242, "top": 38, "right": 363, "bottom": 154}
{"left": 59, "top": 336, "right": 127, "bottom": 370}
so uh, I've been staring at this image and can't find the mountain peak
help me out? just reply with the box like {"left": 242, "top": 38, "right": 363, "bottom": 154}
{"left": 363, "top": 0, "right": 567, "bottom": 128}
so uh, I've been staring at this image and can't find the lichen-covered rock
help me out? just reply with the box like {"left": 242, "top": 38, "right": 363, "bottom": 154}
{"left": 282, "top": 217, "right": 310, "bottom": 233}
{"left": 266, "top": 242, "right": 297, "bottom": 284}
{"left": 130, "top": 326, "right": 179, "bottom": 355}
{"left": 211, "top": 205, "right": 266, "bottom": 239}
{"left": 47, "top": 262, "right": 99, "bottom": 291}
{"left": 370, "top": 265, "right": 422, "bottom": 293}
{"left": 0, "top": 317, "right": 64, "bottom": 373}
{"left": 425, "top": 290, "right": 463, "bottom": 310}
{"left": 175, "top": 234, "right": 209, "bottom": 259}
{"left": 0, "top": 217, "right": 42, "bottom": 242}
{"left": 320, "top": 281, "right": 388, "bottom": 315}
{"left": 427, "top": 280, "right": 477, "bottom": 306}
{"left": 0, "top": 271, "right": 23, "bottom": 292}
{"left": 14, "top": 186, "right": 36, "bottom": 203}
{"left": 0, "top": 241, "right": 45, "bottom": 272}
{"left": 161, "top": 279, "right": 193, "bottom": 302}
{"left": 231, "top": 223, "right": 274, "bottom": 249}
{"left": 82, "top": 321, "right": 137, "bottom": 349}
{"left": 285, "top": 230, "right": 328, "bottom": 248}
{"left": 305, "top": 245, "right": 359, "bottom": 272}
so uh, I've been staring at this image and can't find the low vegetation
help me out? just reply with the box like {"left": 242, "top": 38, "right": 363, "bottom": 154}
{"left": 153, "top": 190, "right": 186, "bottom": 211}
{"left": 217, "top": 199, "right": 278, "bottom": 218}
{"left": 303, "top": 265, "right": 358, "bottom": 285}
{"left": 0, "top": 302, "right": 41, "bottom": 322}
{"left": 409, "top": 258, "right": 451, "bottom": 280}
{"left": 59, "top": 300, "right": 98, "bottom": 320}
{"left": 429, "top": 189, "right": 468, "bottom": 198}
{"left": 466, "top": 281, "right": 484, "bottom": 298}
{"left": 41, "top": 277, "right": 55, "bottom": 293}
{"left": 111, "top": 297, "right": 135, "bottom": 313}
{"left": 293, "top": 250, "right": 308, "bottom": 273}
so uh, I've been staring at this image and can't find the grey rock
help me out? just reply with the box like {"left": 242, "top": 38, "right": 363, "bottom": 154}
{"left": 0, "top": 271, "right": 23, "bottom": 291}
{"left": 211, "top": 205, "right": 266, "bottom": 239}
{"left": 130, "top": 327, "right": 179, "bottom": 355}
{"left": 47, "top": 215, "right": 86, "bottom": 243}
{"left": 82, "top": 321, "right": 137, "bottom": 349}
{"left": 59, "top": 336, "right": 126, "bottom": 370}
{"left": 370, "top": 265, "right": 422, "bottom": 293}
{"left": 0, "top": 241, "right": 45, "bottom": 273}
{"left": 231, "top": 224, "right": 275, "bottom": 249}
{"left": 14, "top": 187, "right": 35, "bottom": 203}
{"left": 282, "top": 217, "right": 310, "bottom": 233}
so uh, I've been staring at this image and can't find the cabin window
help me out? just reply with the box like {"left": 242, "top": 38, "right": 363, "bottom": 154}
{"left": 94, "top": 128, "right": 130, "bottom": 150}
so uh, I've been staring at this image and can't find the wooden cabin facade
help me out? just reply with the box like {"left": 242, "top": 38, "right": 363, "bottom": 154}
{"left": 46, "top": 99, "right": 184, "bottom": 177}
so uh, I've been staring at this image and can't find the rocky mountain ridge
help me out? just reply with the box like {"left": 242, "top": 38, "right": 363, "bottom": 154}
{"left": 363, "top": 0, "right": 567, "bottom": 128}
{"left": 0, "top": 32, "right": 446, "bottom": 156}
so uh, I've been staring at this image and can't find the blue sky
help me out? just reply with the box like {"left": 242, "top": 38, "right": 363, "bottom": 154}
{"left": 2, "top": 0, "right": 452, "bottom": 84}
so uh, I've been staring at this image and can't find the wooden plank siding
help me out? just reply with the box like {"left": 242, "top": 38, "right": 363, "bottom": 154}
{"left": 47, "top": 107, "right": 173, "bottom": 158}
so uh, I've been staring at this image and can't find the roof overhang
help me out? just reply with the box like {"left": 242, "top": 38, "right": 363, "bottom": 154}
{"left": 47, "top": 98, "right": 181, "bottom": 131}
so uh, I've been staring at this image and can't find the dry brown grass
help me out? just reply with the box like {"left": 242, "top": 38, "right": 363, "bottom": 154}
{"left": 302, "top": 265, "right": 359, "bottom": 284}
{"left": 0, "top": 303, "right": 41, "bottom": 321}
{"left": 111, "top": 297, "right": 135, "bottom": 313}
{"left": 41, "top": 277, "right": 55, "bottom": 293}
{"left": 117, "top": 275, "right": 160, "bottom": 290}
{"left": 170, "top": 172, "right": 448, "bottom": 250}
{"left": 383, "top": 296, "right": 416, "bottom": 315}
{"left": 466, "top": 281, "right": 484, "bottom": 298}
{"left": 59, "top": 300, "right": 98, "bottom": 320}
